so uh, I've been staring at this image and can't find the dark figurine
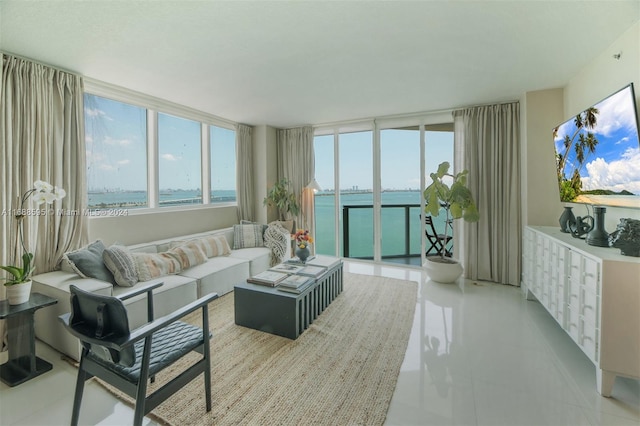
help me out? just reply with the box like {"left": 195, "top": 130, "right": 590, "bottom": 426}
{"left": 609, "top": 218, "right": 640, "bottom": 257}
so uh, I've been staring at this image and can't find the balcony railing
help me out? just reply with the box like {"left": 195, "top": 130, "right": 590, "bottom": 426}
{"left": 342, "top": 203, "right": 422, "bottom": 260}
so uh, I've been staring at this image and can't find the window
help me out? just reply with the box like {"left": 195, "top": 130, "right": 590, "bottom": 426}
{"left": 84, "top": 90, "right": 238, "bottom": 211}
{"left": 210, "top": 125, "right": 236, "bottom": 202}
{"left": 84, "top": 94, "right": 148, "bottom": 209}
{"left": 158, "top": 113, "right": 202, "bottom": 206}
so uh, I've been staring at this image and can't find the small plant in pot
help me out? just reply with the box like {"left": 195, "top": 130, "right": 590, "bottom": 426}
{"left": 263, "top": 178, "right": 300, "bottom": 232}
{"left": 2, "top": 180, "right": 66, "bottom": 304}
{"left": 423, "top": 162, "right": 479, "bottom": 283}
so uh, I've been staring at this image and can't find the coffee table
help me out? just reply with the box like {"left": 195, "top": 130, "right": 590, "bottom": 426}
{"left": 234, "top": 256, "right": 343, "bottom": 339}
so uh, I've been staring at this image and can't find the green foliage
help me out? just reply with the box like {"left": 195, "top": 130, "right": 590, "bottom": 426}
{"left": 559, "top": 180, "right": 578, "bottom": 202}
{"left": 423, "top": 162, "right": 479, "bottom": 258}
{"left": 263, "top": 178, "right": 300, "bottom": 220}
{"left": 1, "top": 252, "right": 34, "bottom": 286}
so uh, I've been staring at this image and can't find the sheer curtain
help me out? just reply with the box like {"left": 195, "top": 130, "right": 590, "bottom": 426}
{"left": 276, "top": 127, "right": 315, "bottom": 237}
{"left": 1, "top": 54, "right": 88, "bottom": 352}
{"left": 236, "top": 123, "right": 254, "bottom": 222}
{"left": 453, "top": 102, "right": 521, "bottom": 285}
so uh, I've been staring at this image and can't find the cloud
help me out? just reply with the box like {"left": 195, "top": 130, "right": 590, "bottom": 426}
{"left": 592, "top": 87, "right": 638, "bottom": 138}
{"left": 85, "top": 108, "right": 112, "bottom": 120}
{"left": 581, "top": 147, "right": 640, "bottom": 195}
{"left": 117, "top": 159, "right": 130, "bottom": 166}
{"left": 162, "top": 153, "right": 180, "bottom": 161}
{"left": 98, "top": 164, "right": 115, "bottom": 171}
{"left": 104, "top": 136, "right": 133, "bottom": 147}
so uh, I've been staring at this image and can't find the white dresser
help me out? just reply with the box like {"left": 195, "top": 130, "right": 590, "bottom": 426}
{"left": 522, "top": 225, "right": 640, "bottom": 397}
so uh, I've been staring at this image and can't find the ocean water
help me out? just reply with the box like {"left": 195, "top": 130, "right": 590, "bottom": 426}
{"left": 88, "top": 189, "right": 449, "bottom": 259}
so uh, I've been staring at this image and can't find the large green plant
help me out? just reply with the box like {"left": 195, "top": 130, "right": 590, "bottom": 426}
{"left": 263, "top": 178, "right": 300, "bottom": 221}
{"left": 423, "top": 162, "right": 479, "bottom": 260}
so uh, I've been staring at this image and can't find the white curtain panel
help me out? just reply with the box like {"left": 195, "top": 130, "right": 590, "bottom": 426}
{"left": 276, "top": 127, "right": 315, "bottom": 237}
{"left": 1, "top": 54, "right": 89, "bottom": 287}
{"left": 236, "top": 123, "right": 254, "bottom": 222}
{"left": 453, "top": 102, "right": 521, "bottom": 286}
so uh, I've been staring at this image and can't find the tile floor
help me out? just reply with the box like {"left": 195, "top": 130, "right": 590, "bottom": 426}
{"left": 1, "top": 260, "right": 638, "bottom": 425}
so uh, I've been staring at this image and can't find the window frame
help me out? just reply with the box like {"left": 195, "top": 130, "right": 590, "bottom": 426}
{"left": 84, "top": 79, "right": 237, "bottom": 214}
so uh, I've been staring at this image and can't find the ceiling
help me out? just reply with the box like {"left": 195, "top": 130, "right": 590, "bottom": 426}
{"left": 1, "top": 1, "right": 639, "bottom": 128}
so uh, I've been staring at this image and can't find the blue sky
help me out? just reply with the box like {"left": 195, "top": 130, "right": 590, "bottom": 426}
{"left": 86, "top": 94, "right": 454, "bottom": 194}
{"left": 554, "top": 85, "right": 640, "bottom": 195}
{"left": 85, "top": 94, "right": 236, "bottom": 192}
{"left": 314, "top": 129, "right": 453, "bottom": 192}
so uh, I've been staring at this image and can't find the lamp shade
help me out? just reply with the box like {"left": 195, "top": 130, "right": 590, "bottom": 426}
{"left": 306, "top": 178, "right": 322, "bottom": 192}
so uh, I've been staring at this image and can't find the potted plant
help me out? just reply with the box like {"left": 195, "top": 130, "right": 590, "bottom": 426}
{"left": 422, "top": 162, "right": 479, "bottom": 283}
{"left": 263, "top": 178, "right": 300, "bottom": 231}
{"left": 2, "top": 180, "right": 65, "bottom": 304}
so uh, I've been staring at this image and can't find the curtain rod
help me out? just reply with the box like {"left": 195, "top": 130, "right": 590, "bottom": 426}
{"left": 1, "top": 51, "right": 81, "bottom": 77}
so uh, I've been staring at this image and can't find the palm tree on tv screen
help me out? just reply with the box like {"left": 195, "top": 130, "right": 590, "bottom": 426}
{"left": 554, "top": 107, "right": 600, "bottom": 202}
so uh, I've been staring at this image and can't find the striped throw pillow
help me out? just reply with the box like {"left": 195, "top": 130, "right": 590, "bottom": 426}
{"left": 132, "top": 252, "right": 182, "bottom": 282}
{"left": 198, "top": 235, "right": 231, "bottom": 257}
{"left": 233, "top": 224, "right": 264, "bottom": 249}
{"left": 102, "top": 245, "right": 138, "bottom": 287}
{"left": 168, "top": 241, "right": 208, "bottom": 269}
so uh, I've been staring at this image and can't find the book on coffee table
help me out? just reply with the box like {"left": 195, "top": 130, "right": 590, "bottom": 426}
{"left": 297, "top": 265, "right": 326, "bottom": 278}
{"left": 269, "top": 263, "right": 304, "bottom": 274}
{"left": 247, "top": 271, "right": 288, "bottom": 287}
{"left": 278, "top": 275, "right": 314, "bottom": 294}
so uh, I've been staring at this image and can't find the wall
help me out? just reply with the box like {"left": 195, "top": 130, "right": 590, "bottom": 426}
{"left": 523, "top": 21, "right": 640, "bottom": 230}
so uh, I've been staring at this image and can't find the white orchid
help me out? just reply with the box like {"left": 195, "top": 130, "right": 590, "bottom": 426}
{"left": 1, "top": 180, "right": 66, "bottom": 286}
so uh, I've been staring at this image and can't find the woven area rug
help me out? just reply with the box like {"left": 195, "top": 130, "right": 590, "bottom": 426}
{"left": 96, "top": 272, "right": 418, "bottom": 425}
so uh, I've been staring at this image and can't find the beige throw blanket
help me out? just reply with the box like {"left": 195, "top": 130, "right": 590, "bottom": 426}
{"left": 263, "top": 221, "right": 291, "bottom": 265}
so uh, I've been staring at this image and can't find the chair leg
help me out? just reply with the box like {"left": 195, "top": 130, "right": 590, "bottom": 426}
{"left": 203, "top": 306, "right": 212, "bottom": 412}
{"left": 71, "top": 357, "right": 89, "bottom": 426}
{"left": 133, "top": 338, "right": 152, "bottom": 426}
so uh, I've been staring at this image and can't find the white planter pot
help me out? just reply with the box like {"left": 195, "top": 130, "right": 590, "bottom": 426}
{"left": 423, "top": 258, "right": 463, "bottom": 284}
{"left": 6, "top": 280, "right": 32, "bottom": 305}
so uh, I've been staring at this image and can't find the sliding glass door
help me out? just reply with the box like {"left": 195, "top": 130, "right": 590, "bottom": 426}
{"left": 314, "top": 121, "right": 453, "bottom": 265}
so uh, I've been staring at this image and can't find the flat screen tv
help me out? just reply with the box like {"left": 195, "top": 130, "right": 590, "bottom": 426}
{"left": 553, "top": 83, "right": 640, "bottom": 209}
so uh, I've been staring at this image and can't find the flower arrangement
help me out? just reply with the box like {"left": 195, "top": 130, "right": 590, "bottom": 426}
{"left": 1, "top": 180, "right": 66, "bottom": 286}
{"left": 293, "top": 229, "right": 314, "bottom": 249}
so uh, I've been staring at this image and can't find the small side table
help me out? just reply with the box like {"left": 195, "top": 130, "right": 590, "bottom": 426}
{"left": 0, "top": 292, "right": 57, "bottom": 387}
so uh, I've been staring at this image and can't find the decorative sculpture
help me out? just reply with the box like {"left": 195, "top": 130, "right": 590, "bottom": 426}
{"left": 608, "top": 218, "right": 640, "bottom": 257}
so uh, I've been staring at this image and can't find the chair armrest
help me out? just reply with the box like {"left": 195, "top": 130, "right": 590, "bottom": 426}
{"left": 58, "top": 292, "right": 219, "bottom": 351}
{"left": 127, "top": 292, "right": 218, "bottom": 344}
{"left": 116, "top": 280, "right": 164, "bottom": 301}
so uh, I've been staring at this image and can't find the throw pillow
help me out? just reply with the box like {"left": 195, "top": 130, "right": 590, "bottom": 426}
{"left": 233, "top": 223, "right": 265, "bottom": 249}
{"left": 64, "top": 240, "right": 115, "bottom": 284}
{"left": 198, "top": 235, "right": 231, "bottom": 257}
{"left": 102, "top": 245, "right": 138, "bottom": 287}
{"left": 132, "top": 252, "right": 182, "bottom": 282}
{"left": 168, "top": 241, "right": 208, "bottom": 269}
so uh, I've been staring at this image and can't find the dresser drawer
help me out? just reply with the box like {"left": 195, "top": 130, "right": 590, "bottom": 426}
{"left": 580, "top": 319, "right": 599, "bottom": 363}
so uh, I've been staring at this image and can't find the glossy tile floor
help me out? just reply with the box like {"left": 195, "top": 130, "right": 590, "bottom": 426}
{"left": 1, "top": 260, "right": 639, "bottom": 425}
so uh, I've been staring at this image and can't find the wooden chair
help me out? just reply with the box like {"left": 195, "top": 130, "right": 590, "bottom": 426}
{"left": 424, "top": 215, "right": 453, "bottom": 257}
{"left": 59, "top": 281, "right": 218, "bottom": 426}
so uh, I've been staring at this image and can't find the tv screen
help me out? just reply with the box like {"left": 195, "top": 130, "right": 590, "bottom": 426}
{"left": 553, "top": 83, "right": 640, "bottom": 209}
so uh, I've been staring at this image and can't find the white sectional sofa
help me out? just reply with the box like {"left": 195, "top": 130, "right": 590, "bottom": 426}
{"left": 31, "top": 225, "right": 288, "bottom": 361}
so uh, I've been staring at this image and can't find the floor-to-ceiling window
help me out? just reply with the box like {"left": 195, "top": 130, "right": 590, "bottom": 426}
{"left": 380, "top": 127, "right": 421, "bottom": 264}
{"left": 314, "top": 119, "right": 453, "bottom": 265}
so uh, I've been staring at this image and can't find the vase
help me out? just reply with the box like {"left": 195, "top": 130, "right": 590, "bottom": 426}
{"left": 559, "top": 206, "right": 576, "bottom": 233}
{"left": 6, "top": 280, "right": 32, "bottom": 305}
{"left": 295, "top": 246, "right": 311, "bottom": 263}
{"left": 586, "top": 206, "right": 609, "bottom": 247}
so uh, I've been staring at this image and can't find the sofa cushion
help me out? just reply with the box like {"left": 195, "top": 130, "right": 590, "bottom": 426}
{"left": 233, "top": 224, "right": 264, "bottom": 249}
{"left": 179, "top": 256, "right": 250, "bottom": 297}
{"left": 132, "top": 252, "right": 182, "bottom": 281}
{"left": 63, "top": 240, "right": 115, "bottom": 284}
{"left": 103, "top": 245, "right": 138, "bottom": 287}
{"left": 168, "top": 241, "right": 208, "bottom": 269}
{"left": 198, "top": 235, "right": 232, "bottom": 257}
